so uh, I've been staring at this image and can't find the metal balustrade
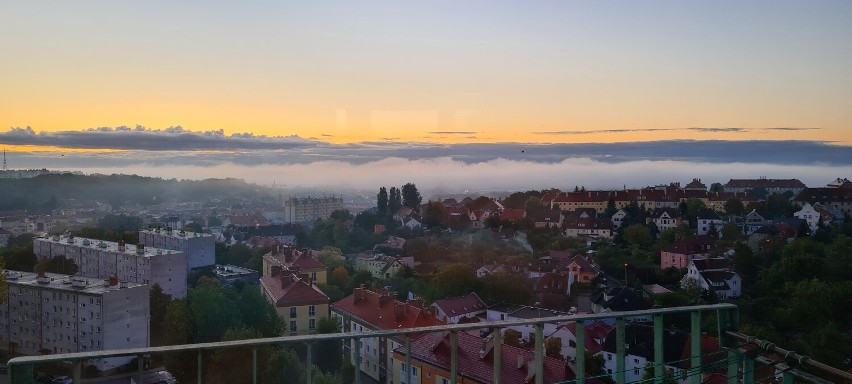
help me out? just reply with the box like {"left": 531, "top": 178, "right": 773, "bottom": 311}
{"left": 5, "top": 303, "right": 850, "bottom": 384}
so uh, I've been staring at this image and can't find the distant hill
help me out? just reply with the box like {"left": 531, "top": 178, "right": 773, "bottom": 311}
{"left": 0, "top": 173, "right": 272, "bottom": 213}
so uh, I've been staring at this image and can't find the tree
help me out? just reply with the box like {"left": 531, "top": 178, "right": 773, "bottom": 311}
{"left": 503, "top": 329, "right": 522, "bottom": 347}
{"left": 641, "top": 363, "right": 677, "bottom": 384}
{"left": 604, "top": 197, "right": 617, "bottom": 218}
{"left": 34, "top": 256, "right": 78, "bottom": 275}
{"left": 545, "top": 337, "right": 563, "bottom": 359}
{"left": 237, "top": 288, "right": 282, "bottom": 337}
{"left": 623, "top": 224, "right": 653, "bottom": 249}
{"left": 205, "top": 327, "right": 267, "bottom": 384}
{"left": 388, "top": 187, "right": 402, "bottom": 213}
{"left": 421, "top": 201, "right": 447, "bottom": 228}
{"left": 315, "top": 317, "right": 342, "bottom": 373}
{"left": 429, "top": 264, "right": 479, "bottom": 301}
{"left": 401, "top": 183, "right": 423, "bottom": 212}
{"left": 724, "top": 199, "right": 745, "bottom": 216}
{"left": 163, "top": 300, "right": 194, "bottom": 382}
{"left": 377, "top": 187, "right": 388, "bottom": 214}
{"left": 710, "top": 182, "right": 724, "bottom": 193}
{"left": 721, "top": 223, "right": 742, "bottom": 242}
{"left": 188, "top": 286, "right": 243, "bottom": 343}
{"left": 706, "top": 221, "right": 719, "bottom": 239}
{"left": 317, "top": 246, "right": 345, "bottom": 270}
{"left": 150, "top": 284, "right": 173, "bottom": 346}
{"left": 525, "top": 197, "right": 542, "bottom": 217}
{"left": 331, "top": 266, "right": 350, "bottom": 287}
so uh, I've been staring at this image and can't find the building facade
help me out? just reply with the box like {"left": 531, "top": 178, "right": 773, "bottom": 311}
{"left": 33, "top": 235, "right": 188, "bottom": 298}
{"left": 0, "top": 271, "right": 149, "bottom": 371}
{"left": 138, "top": 227, "right": 215, "bottom": 270}
{"left": 259, "top": 267, "right": 329, "bottom": 336}
{"left": 283, "top": 196, "right": 344, "bottom": 223}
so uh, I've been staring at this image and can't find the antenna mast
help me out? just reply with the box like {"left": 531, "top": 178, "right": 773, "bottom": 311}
{"left": 2, "top": 149, "right": 6, "bottom": 171}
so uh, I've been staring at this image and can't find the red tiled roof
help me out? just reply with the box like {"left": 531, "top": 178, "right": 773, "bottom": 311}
{"left": 551, "top": 321, "right": 614, "bottom": 355}
{"left": 446, "top": 206, "right": 469, "bottom": 216}
{"left": 399, "top": 331, "right": 571, "bottom": 384}
{"left": 662, "top": 235, "right": 717, "bottom": 255}
{"left": 260, "top": 274, "right": 329, "bottom": 307}
{"left": 534, "top": 272, "right": 567, "bottom": 294}
{"left": 692, "top": 258, "right": 730, "bottom": 271}
{"left": 332, "top": 288, "right": 443, "bottom": 331}
{"left": 500, "top": 208, "right": 526, "bottom": 222}
{"left": 264, "top": 248, "right": 326, "bottom": 271}
{"left": 678, "top": 334, "right": 723, "bottom": 370}
{"left": 432, "top": 292, "right": 487, "bottom": 317}
{"left": 725, "top": 178, "right": 806, "bottom": 189}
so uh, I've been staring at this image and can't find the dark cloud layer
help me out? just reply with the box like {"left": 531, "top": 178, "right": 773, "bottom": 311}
{"left": 534, "top": 127, "right": 819, "bottom": 135}
{"left": 2, "top": 126, "right": 319, "bottom": 151}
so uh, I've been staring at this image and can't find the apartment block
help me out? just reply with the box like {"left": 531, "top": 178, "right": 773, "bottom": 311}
{"left": 138, "top": 227, "right": 215, "bottom": 270}
{"left": 33, "top": 234, "right": 187, "bottom": 298}
{"left": 0, "top": 271, "right": 149, "bottom": 371}
{"left": 283, "top": 196, "right": 343, "bottom": 223}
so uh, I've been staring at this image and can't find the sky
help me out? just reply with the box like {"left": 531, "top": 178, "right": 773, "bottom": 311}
{"left": 1, "top": 1, "right": 851, "bottom": 190}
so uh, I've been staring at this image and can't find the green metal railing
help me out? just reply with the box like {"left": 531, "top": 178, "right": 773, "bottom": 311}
{"left": 6, "top": 303, "right": 850, "bottom": 383}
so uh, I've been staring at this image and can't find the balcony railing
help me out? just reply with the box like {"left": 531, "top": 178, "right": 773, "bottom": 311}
{"left": 6, "top": 303, "right": 851, "bottom": 384}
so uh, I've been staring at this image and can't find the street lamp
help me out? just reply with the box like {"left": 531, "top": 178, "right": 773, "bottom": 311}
{"left": 623, "top": 263, "right": 628, "bottom": 286}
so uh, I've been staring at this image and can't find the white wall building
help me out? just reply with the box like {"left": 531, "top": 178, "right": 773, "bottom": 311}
{"left": 0, "top": 271, "right": 149, "bottom": 371}
{"left": 138, "top": 228, "right": 215, "bottom": 270}
{"left": 33, "top": 235, "right": 187, "bottom": 298}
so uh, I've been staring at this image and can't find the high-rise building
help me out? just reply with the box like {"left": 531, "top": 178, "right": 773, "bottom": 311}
{"left": 138, "top": 227, "right": 215, "bottom": 270}
{"left": 0, "top": 271, "right": 149, "bottom": 371}
{"left": 283, "top": 196, "right": 343, "bottom": 223}
{"left": 33, "top": 234, "right": 187, "bottom": 298}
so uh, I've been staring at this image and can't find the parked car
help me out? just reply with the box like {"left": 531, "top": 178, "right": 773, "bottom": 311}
{"left": 51, "top": 376, "right": 73, "bottom": 384}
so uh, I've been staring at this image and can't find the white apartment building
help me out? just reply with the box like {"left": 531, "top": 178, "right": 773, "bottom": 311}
{"left": 0, "top": 271, "right": 149, "bottom": 371}
{"left": 33, "top": 234, "right": 187, "bottom": 298}
{"left": 138, "top": 227, "right": 215, "bottom": 270}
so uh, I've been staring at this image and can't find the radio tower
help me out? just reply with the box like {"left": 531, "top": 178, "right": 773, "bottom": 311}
{"left": 2, "top": 149, "right": 6, "bottom": 171}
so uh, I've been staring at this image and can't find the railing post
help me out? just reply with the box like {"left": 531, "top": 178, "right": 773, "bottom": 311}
{"left": 653, "top": 314, "right": 664, "bottom": 384}
{"left": 782, "top": 371, "right": 795, "bottom": 384}
{"left": 534, "top": 324, "right": 544, "bottom": 384}
{"left": 727, "top": 350, "right": 739, "bottom": 384}
{"left": 252, "top": 347, "right": 257, "bottom": 384}
{"left": 450, "top": 331, "right": 458, "bottom": 384}
{"left": 616, "top": 318, "right": 625, "bottom": 384}
{"left": 576, "top": 321, "right": 586, "bottom": 384}
{"left": 306, "top": 341, "right": 313, "bottom": 384}
{"left": 137, "top": 353, "right": 144, "bottom": 384}
{"left": 73, "top": 359, "right": 82, "bottom": 384}
{"left": 197, "top": 350, "right": 203, "bottom": 384}
{"left": 690, "top": 311, "right": 701, "bottom": 384}
{"left": 493, "top": 327, "right": 502, "bottom": 384}
{"left": 743, "top": 352, "right": 754, "bottom": 384}
{"left": 355, "top": 338, "right": 362, "bottom": 384}
{"left": 405, "top": 336, "right": 412, "bottom": 384}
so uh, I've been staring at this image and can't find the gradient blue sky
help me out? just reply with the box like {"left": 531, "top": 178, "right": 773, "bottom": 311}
{"left": 2, "top": 1, "right": 851, "bottom": 145}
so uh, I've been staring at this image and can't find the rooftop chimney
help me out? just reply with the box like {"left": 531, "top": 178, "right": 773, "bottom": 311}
{"left": 118, "top": 240, "right": 126, "bottom": 251}
{"left": 394, "top": 302, "right": 407, "bottom": 321}
{"left": 136, "top": 243, "right": 145, "bottom": 254}
{"left": 479, "top": 338, "right": 494, "bottom": 360}
{"left": 280, "top": 273, "right": 294, "bottom": 288}
{"left": 517, "top": 353, "right": 525, "bottom": 370}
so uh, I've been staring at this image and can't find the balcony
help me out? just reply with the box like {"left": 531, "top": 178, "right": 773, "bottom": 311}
{"left": 6, "top": 303, "right": 851, "bottom": 384}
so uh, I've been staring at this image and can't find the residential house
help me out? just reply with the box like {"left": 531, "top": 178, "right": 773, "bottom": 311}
{"left": 391, "top": 331, "right": 572, "bottom": 384}
{"left": 533, "top": 272, "right": 570, "bottom": 309}
{"left": 475, "top": 263, "right": 507, "bottom": 278}
{"left": 598, "top": 323, "right": 690, "bottom": 383}
{"left": 683, "top": 178, "right": 707, "bottom": 191}
{"left": 222, "top": 213, "right": 268, "bottom": 227}
{"left": 563, "top": 217, "right": 613, "bottom": 239}
{"left": 793, "top": 202, "right": 832, "bottom": 234}
{"left": 742, "top": 210, "right": 766, "bottom": 235}
{"left": 695, "top": 209, "right": 723, "bottom": 237}
{"left": 259, "top": 267, "right": 330, "bottom": 335}
{"left": 262, "top": 246, "right": 328, "bottom": 284}
{"left": 499, "top": 208, "right": 526, "bottom": 224}
{"left": 430, "top": 293, "right": 487, "bottom": 324}
{"left": 681, "top": 258, "right": 742, "bottom": 300}
{"left": 746, "top": 224, "right": 796, "bottom": 252}
{"left": 404, "top": 218, "right": 422, "bottom": 230}
{"left": 647, "top": 209, "right": 682, "bottom": 233}
{"left": 332, "top": 287, "right": 442, "bottom": 384}
{"left": 394, "top": 207, "right": 415, "bottom": 224}
{"left": 723, "top": 178, "right": 806, "bottom": 196}
{"left": 213, "top": 264, "right": 259, "bottom": 286}
{"left": 556, "top": 256, "right": 600, "bottom": 286}
{"left": 660, "top": 235, "right": 717, "bottom": 270}
{"left": 354, "top": 253, "right": 406, "bottom": 279}
{"left": 610, "top": 209, "right": 628, "bottom": 230}
{"left": 534, "top": 210, "right": 563, "bottom": 229}
{"left": 547, "top": 320, "right": 614, "bottom": 361}
{"left": 590, "top": 287, "right": 651, "bottom": 316}
{"left": 485, "top": 304, "right": 568, "bottom": 344}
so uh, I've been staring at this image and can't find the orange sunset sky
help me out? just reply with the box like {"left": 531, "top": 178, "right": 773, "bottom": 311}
{"left": 2, "top": 1, "right": 851, "bottom": 149}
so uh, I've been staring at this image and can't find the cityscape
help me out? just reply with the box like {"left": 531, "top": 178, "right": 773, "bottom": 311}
{"left": 2, "top": 1, "right": 852, "bottom": 384}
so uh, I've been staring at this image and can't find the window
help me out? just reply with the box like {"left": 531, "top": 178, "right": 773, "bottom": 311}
{"left": 309, "top": 306, "right": 316, "bottom": 316}
{"left": 309, "top": 319, "right": 316, "bottom": 330}
{"left": 634, "top": 368, "right": 640, "bottom": 375}
{"left": 440, "top": 378, "right": 450, "bottom": 384}
{"left": 290, "top": 307, "right": 297, "bottom": 318}
{"left": 311, "top": 272, "right": 317, "bottom": 281}
{"left": 290, "top": 321, "right": 297, "bottom": 332}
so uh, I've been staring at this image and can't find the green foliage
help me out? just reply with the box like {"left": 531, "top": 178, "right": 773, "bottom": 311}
{"left": 315, "top": 317, "right": 342, "bottom": 373}
{"left": 1, "top": 241, "right": 37, "bottom": 272}
{"left": 205, "top": 327, "right": 267, "bottom": 384}
{"left": 724, "top": 199, "right": 745, "bottom": 215}
{"left": 623, "top": 224, "right": 653, "bottom": 248}
{"left": 429, "top": 263, "right": 479, "bottom": 301}
{"left": 388, "top": 187, "right": 402, "bottom": 213}
{"left": 377, "top": 186, "right": 389, "bottom": 214}
{"left": 149, "top": 284, "right": 173, "bottom": 346}
{"left": 97, "top": 214, "right": 144, "bottom": 232}
{"left": 421, "top": 201, "right": 447, "bottom": 228}
{"left": 34, "top": 256, "right": 78, "bottom": 275}
{"left": 237, "top": 288, "right": 283, "bottom": 337}
{"left": 478, "top": 273, "right": 531, "bottom": 305}
{"left": 641, "top": 363, "right": 677, "bottom": 384}
{"left": 401, "top": 183, "right": 422, "bottom": 212}
{"left": 503, "top": 329, "right": 521, "bottom": 347}
{"left": 545, "top": 337, "right": 562, "bottom": 359}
